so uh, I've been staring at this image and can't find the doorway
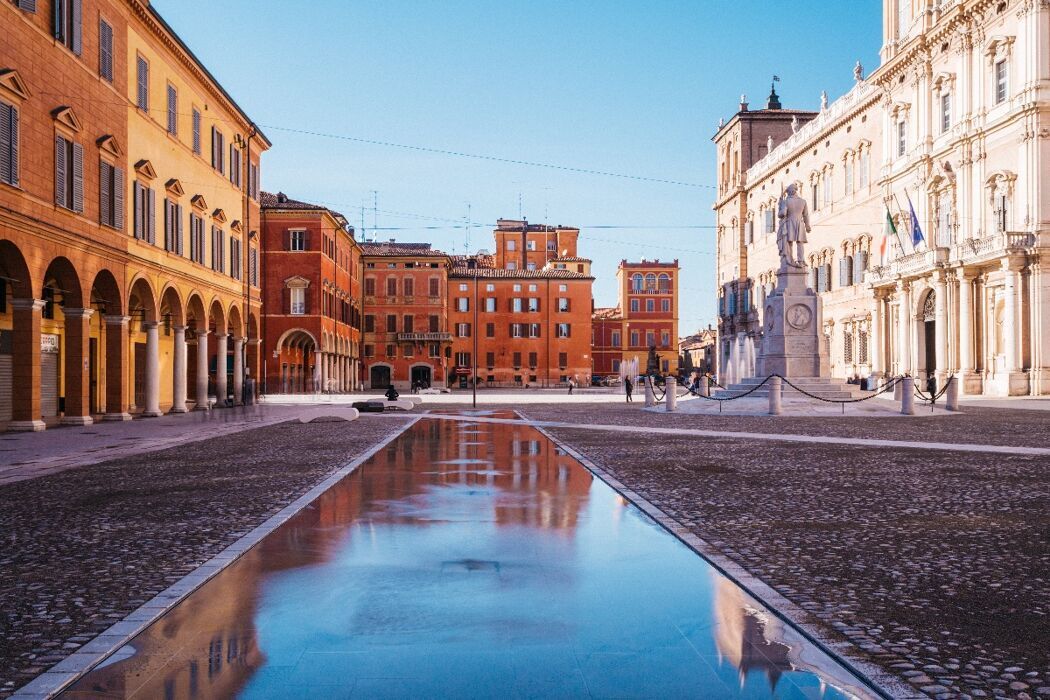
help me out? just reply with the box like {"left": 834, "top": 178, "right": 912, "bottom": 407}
{"left": 411, "top": 365, "right": 431, "bottom": 389}
{"left": 370, "top": 365, "right": 391, "bottom": 389}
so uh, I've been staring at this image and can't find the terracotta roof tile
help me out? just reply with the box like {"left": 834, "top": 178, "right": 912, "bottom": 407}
{"left": 449, "top": 266, "right": 592, "bottom": 280}
{"left": 360, "top": 241, "right": 449, "bottom": 257}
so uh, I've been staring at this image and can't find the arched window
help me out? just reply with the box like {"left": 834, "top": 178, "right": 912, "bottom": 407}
{"left": 631, "top": 273, "right": 643, "bottom": 291}
{"left": 657, "top": 273, "right": 671, "bottom": 292}
{"left": 644, "top": 273, "right": 656, "bottom": 290}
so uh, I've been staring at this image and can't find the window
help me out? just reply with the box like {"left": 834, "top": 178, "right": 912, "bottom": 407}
{"left": 166, "top": 85, "right": 177, "bottom": 136}
{"left": 506, "top": 261, "right": 517, "bottom": 270}
{"left": 429, "top": 315, "right": 439, "bottom": 332}
{"left": 896, "top": 120, "right": 906, "bottom": 158}
{"left": 189, "top": 213, "right": 204, "bottom": 263}
{"left": 456, "top": 352, "right": 471, "bottom": 367}
{"left": 457, "top": 297, "right": 469, "bottom": 312}
{"left": 192, "top": 109, "right": 202, "bottom": 155}
{"left": 386, "top": 314, "right": 397, "bottom": 332}
{"left": 510, "top": 323, "right": 523, "bottom": 338}
{"left": 0, "top": 101, "right": 17, "bottom": 187}
{"left": 210, "top": 226, "right": 224, "bottom": 272}
{"left": 528, "top": 323, "right": 541, "bottom": 338}
{"left": 859, "top": 151, "right": 870, "bottom": 188}
{"left": 811, "top": 182, "right": 819, "bottom": 210}
{"left": 484, "top": 297, "right": 496, "bottom": 312}
{"left": 611, "top": 331, "right": 621, "bottom": 346}
{"left": 289, "top": 230, "right": 305, "bottom": 251}
{"left": 646, "top": 331, "right": 655, "bottom": 347}
{"left": 630, "top": 330, "right": 639, "bottom": 347}
{"left": 229, "top": 145, "right": 241, "bottom": 187}
{"left": 512, "top": 298, "right": 523, "bottom": 313}
{"left": 163, "top": 198, "right": 183, "bottom": 254}
{"left": 844, "top": 160, "right": 853, "bottom": 195}
{"left": 526, "top": 262, "right": 536, "bottom": 271}
{"left": 364, "top": 344, "right": 375, "bottom": 358}
{"left": 364, "top": 278, "right": 375, "bottom": 296}
{"left": 940, "top": 92, "right": 951, "bottom": 133}
{"left": 55, "top": 135, "right": 84, "bottom": 213}
{"left": 661, "top": 331, "right": 670, "bottom": 347}
{"left": 995, "top": 60, "right": 1008, "bottom": 104}
{"left": 457, "top": 323, "right": 471, "bottom": 337}
{"left": 403, "top": 277, "right": 414, "bottom": 297}
{"left": 556, "top": 323, "right": 571, "bottom": 338}
{"left": 823, "top": 174, "right": 832, "bottom": 206}
{"left": 839, "top": 256, "right": 854, "bottom": 287}
{"left": 364, "top": 315, "right": 376, "bottom": 332}
{"left": 430, "top": 343, "right": 441, "bottom": 358}
{"left": 764, "top": 208, "right": 775, "bottom": 234}
{"left": 630, "top": 299, "right": 639, "bottom": 313}
{"left": 994, "top": 192, "right": 1008, "bottom": 233}
{"left": 403, "top": 343, "right": 414, "bottom": 358}
{"left": 429, "top": 278, "right": 440, "bottom": 296}
{"left": 646, "top": 299, "right": 654, "bottom": 312}
{"left": 512, "top": 284, "right": 521, "bottom": 292}
{"left": 512, "top": 352, "right": 522, "bottom": 368}
{"left": 844, "top": 329, "right": 854, "bottom": 363}
{"left": 230, "top": 237, "right": 242, "bottom": 279}
{"left": 403, "top": 315, "right": 414, "bottom": 333}
{"left": 661, "top": 298, "right": 670, "bottom": 313}
{"left": 527, "top": 298, "right": 539, "bottom": 312}
{"left": 612, "top": 359, "right": 621, "bottom": 372}
{"left": 290, "top": 287, "right": 306, "bottom": 315}
{"left": 387, "top": 277, "right": 397, "bottom": 297}
{"left": 98, "top": 161, "right": 124, "bottom": 229}
{"left": 135, "top": 56, "right": 149, "bottom": 111}
{"left": 249, "top": 247, "right": 258, "bottom": 286}
{"left": 486, "top": 352, "right": 495, "bottom": 367}
{"left": 53, "top": 0, "right": 82, "bottom": 54}
{"left": 211, "top": 126, "right": 225, "bottom": 173}
{"left": 486, "top": 284, "right": 495, "bottom": 292}
{"left": 248, "top": 161, "right": 259, "bottom": 199}
{"left": 557, "top": 298, "right": 569, "bottom": 312}
{"left": 132, "top": 181, "right": 154, "bottom": 242}
{"left": 485, "top": 322, "right": 495, "bottom": 338}
{"left": 506, "top": 239, "right": 516, "bottom": 251}
{"left": 387, "top": 344, "right": 397, "bottom": 358}
{"left": 98, "top": 19, "right": 113, "bottom": 82}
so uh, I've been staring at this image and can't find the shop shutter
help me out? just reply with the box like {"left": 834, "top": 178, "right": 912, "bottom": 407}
{"left": 99, "top": 161, "right": 111, "bottom": 225}
{"left": 134, "top": 343, "right": 147, "bottom": 410}
{"left": 40, "top": 349, "right": 59, "bottom": 418}
{"left": 0, "top": 345, "right": 11, "bottom": 421}
{"left": 71, "top": 142, "right": 84, "bottom": 212}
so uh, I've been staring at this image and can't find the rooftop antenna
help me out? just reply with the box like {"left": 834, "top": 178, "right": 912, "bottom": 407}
{"left": 359, "top": 204, "right": 365, "bottom": 242}
{"left": 465, "top": 203, "right": 472, "bottom": 254}
{"left": 371, "top": 190, "right": 378, "bottom": 243}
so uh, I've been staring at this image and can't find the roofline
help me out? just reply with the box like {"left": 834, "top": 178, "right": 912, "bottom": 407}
{"left": 711, "top": 108, "right": 819, "bottom": 142}
{"left": 145, "top": 4, "right": 272, "bottom": 148}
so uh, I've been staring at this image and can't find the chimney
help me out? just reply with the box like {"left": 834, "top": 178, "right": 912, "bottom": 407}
{"left": 276, "top": 192, "right": 288, "bottom": 203}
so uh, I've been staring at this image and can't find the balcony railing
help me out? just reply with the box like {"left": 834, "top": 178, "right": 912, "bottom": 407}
{"left": 397, "top": 332, "right": 453, "bottom": 342}
{"left": 866, "top": 232, "right": 1037, "bottom": 286}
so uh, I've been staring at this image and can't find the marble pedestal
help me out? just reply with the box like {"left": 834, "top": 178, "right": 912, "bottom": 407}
{"left": 757, "top": 265, "right": 830, "bottom": 378}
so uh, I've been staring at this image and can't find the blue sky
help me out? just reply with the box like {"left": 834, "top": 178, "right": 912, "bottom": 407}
{"left": 153, "top": 0, "right": 882, "bottom": 331}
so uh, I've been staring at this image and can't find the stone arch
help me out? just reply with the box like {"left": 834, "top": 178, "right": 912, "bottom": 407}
{"left": 0, "top": 239, "right": 33, "bottom": 299}
{"left": 128, "top": 275, "right": 159, "bottom": 322}
{"left": 159, "top": 284, "right": 185, "bottom": 327}
{"left": 42, "top": 256, "right": 84, "bottom": 308}
{"left": 227, "top": 304, "right": 243, "bottom": 339}
{"left": 185, "top": 292, "right": 207, "bottom": 332}
{"left": 90, "top": 268, "right": 123, "bottom": 315}
{"left": 276, "top": 327, "right": 318, "bottom": 350}
{"left": 208, "top": 298, "right": 226, "bottom": 335}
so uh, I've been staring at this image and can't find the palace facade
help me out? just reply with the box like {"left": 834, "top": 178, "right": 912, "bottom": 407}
{"left": 713, "top": 0, "right": 1050, "bottom": 396}
{"left": 1, "top": 0, "right": 268, "bottom": 430}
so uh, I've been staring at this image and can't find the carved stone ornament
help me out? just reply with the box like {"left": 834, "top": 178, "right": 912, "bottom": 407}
{"left": 787, "top": 304, "right": 813, "bottom": 330}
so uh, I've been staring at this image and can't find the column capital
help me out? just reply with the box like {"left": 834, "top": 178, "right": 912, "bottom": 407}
{"left": 232, "top": 336, "right": 246, "bottom": 344}
{"left": 104, "top": 314, "right": 132, "bottom": 326}
{"left": 194, "top": 328, "right": 210, "bottom": 337}
{"left": 955, "top": 266, "right": 975, "bottom": 282}
{"left": 11, "top": 298, "right": 46, "bottom": 312}
{"left": 62, "top": 307, "right": 96, "bottom": 319}
{"left": 172, "top": 325, "right": 187, "bottom": 333}
{"left": 142, "top": 320, "right": 159, "bottom": 330}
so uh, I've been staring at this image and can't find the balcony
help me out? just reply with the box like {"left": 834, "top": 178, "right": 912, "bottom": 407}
{"left": 397, "top": 332, "right": 453, "bottom": 342}
{"left": 953, "top": 232, "right": 1036, "bottom": 266}
{"left": 867, "top": 233, "right": 1038, "bottom": 287}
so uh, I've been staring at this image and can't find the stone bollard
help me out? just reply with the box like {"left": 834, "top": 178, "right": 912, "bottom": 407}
{"left": 768, "top": 376, "right": 782, "bottom": 416}
{"left": 893, "top": 377, "right": 903, "bottom": 401}
{"left": 665, "top": 377, "right": 677, "bottom": 412}
{"left": 945, "top": 376, "right": 960, "bottom": 412}
{"left": 700, "top": 376, "right": 710, "bottom": 397}
{"left": 644, "top": 377, "right": 656, "bottom": 407}
{"left": 900, "top": 376, "right": 915, "bottom": 415}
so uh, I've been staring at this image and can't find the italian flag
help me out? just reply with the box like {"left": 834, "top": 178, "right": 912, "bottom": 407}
{"left": 882, "top": 206, "right": 898, "bottom": 263}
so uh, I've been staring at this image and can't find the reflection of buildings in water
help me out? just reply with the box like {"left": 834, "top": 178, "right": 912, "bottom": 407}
{"left": 713, "top": 576, "right": 795, "bottom": 692}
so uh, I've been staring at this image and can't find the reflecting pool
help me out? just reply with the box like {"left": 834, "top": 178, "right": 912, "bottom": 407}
{"left": 65, "top": 414, "right": 874, "bottom": 699}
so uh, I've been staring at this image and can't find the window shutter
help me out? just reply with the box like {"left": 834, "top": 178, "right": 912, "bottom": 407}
{"left": 211, "top": 126, "right": 217, "bottom": 168}
{"left": 0, "top": 103, "right": 12, "bottom": 185}
{"left": 136, "top": 57, "right": 148, "bottom": 111}
{"left": 132, "top": 182, "right": 142, "bottom": 236}
{"left": 52, "top": 0, "right": 63, "bottom": 39}
{"left": 54, "top": 136, "right": 66, "bottom": 206}
{"left": 113, "top": 167, "right": 124, "bottom": 230}
{"left": 192, "top": 110, "right": 201, "bottom": 154}
{"left": 806, "top": 266, "right": 815, "bottom": 290}
{"left": 71, "top": 142, "right": 83, "bottom": 212}
{"left": 99, "top": 162, "right": 111, "bottom": 225}
{"left": 146, "top": 187, "right": 156, "bottom": 243}
{"left": 167, "top": 86, "right": 177, "bottom": 134}
{"left": 99, "top": 20, "right": 112, "bottom": 81}
{"left": 839, "top": 257, "right": 850, "bottom": 287}
{"left": 283, "top": 287, "right": 290, "bottom": 315}
{"left": 176, "top": 204, "right": 184, "bottom": 255}
{"left": 18, "top": 0, "right": 37, "bottom": 12}
{"left": 70, "top": 0, "right": 82, "bottom": 54}
{"left": 855, "top": 250, "right": 868, "bottom": 283}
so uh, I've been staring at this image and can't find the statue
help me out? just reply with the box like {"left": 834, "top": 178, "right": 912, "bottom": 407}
{"left": 790, "top": 115, "right": 799, "bottom": 133}
{"left": 820, "top": 90, "right": 829, "bottom": 111}
{"left": 766, "top": 134, "right": 774, "bottom": 154}
{"left": 776, "top": 184, "right": 810, "bottom": 268}
{"left": 854, "top": 60, "right": 864, "bottom": 82}
{"left": 646, "top": 346, "right": 660, "bottom": 375}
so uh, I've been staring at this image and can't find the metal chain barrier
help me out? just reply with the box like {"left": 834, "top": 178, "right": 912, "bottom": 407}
{"left": 913, "top": 375, "right": 955, "bottom": 404}
{"left": 776, "top": 375, "right": 903, "bottom": 404}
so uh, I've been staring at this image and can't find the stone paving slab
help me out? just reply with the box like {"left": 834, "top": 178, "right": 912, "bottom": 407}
{"left": 0, "top": 415, "right": 412, "bottom": 697}
{"left": 521, "top": 407, "right": 1050, "bottom": 700}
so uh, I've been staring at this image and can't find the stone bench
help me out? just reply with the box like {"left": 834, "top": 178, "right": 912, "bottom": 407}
{"left": 297, "top": 407, "right": 361, "bottom": 423}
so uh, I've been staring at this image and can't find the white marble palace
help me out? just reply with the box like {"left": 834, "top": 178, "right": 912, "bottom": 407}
{"left": 713, "top": 0, "right": 1050, "bottom": 396}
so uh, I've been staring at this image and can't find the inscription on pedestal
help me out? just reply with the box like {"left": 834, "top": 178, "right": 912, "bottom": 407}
{"left": 786, "top": 336, "right": 815, "bottom": 354}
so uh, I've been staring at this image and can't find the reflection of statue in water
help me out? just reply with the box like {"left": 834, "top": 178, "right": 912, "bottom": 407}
{"left": 776, "top": 184, "right": 810, "bottom": 268}
{"left": 646, "top": 346, "right": 660, "bottom": 374}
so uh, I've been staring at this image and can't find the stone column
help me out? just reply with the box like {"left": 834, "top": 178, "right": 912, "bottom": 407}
{"left": 1003, "top": 263, "right": 1020, "bottom": 373}
{"left": 171, "top": 326, "right": 188, "bottom": 413}
{"left": 320, "top": 351, "right": 329, "bottom": 393}
{"left": 768, "top": 376, "right": 782, "bottom": 415}
{"left": 869, "top": 294, "right": 883, "bottom": 376}
{"left": 143, "top": 321, "right": 162, "bottom": 417}
{"left": 194, "top": 331, "right": 210, "bottom": 410}
{"left": 9, "top": 299, "right": 46, "bottom": 431}
{"left": 61, "top": 307, "right": 94, "bottom": 425}
{"left": 957, "top": 272, "right": 975, "bottom": 390}
{"left": 665, "top": 376, "right": 677, "bottom": 412}
{"left": 344, "top": 357, "right": 351, "bottom": 392}
{"left": 103, "top": 315, "right": 132, "bottom": 421}
{"left": 233, "top": 337, "right": 244, "bottom": 405}
{"left": 215, "top": 333, "right": 228, "bottom": 405}
{"left": 933, "top": 272, "right": 947, "bottom": 383}
{"left": 897, "top": 281, "right": 911, "bottom": 375}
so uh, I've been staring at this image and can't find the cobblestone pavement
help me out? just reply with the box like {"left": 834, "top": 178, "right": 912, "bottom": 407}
{"left": 519, "top": 404, "right": 1050, "bottom": 700}
{"left": 0, "top": 415, "right": 411, "bottom": 697}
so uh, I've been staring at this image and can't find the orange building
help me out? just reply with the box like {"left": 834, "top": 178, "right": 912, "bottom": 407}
{"left": 449, "top": 221, "right": 594, "bottom": 388}
{"left": 590, "top": 259, "right": 680, "bottom": 377}
{"left": 260, "top": 192, "right": 362, "bottom": 394}
{"left": 360, "top": 241, "right": 452, "bottom": 390}
{"left": 1, "top": 0, "right": 267, "bottom": 430}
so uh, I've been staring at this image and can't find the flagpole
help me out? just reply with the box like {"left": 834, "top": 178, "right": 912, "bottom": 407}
{"left": 892, "top": 193, "right": 912, "bottom": 253}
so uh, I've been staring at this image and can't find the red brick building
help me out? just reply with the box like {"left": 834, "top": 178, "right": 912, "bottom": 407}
{"left": 360, "top": 241, "right": 451, "bottom": 390}
{"left": 260, "top": 192, "right": 361, "bottom": 393}
{"left": 590, "top": 259, "right": 680, "bottom": 377}
{"left": 448, "top": 220, "right": 594, "bottom": 388}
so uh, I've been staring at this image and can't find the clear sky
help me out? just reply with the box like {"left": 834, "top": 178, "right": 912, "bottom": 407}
{"left": 152, "top": 0, "right": 882, "bottom": 333}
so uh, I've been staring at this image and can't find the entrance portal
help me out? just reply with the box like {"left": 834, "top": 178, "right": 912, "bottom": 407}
{"left": 921, "top": 290, "right": 936, "bottom": 376}
{"left": 411, "top": 365, "right": 431, "bottom": 389}
{"left": 370, "top": 365, "right": 391, "bottom": 389}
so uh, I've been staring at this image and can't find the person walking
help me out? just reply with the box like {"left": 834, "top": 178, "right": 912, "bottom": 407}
{"left": 567, "top": 378, "right": 575, "bottom": 395}
{"left": 625, "top": 377, "right": 634, "bottom": 403}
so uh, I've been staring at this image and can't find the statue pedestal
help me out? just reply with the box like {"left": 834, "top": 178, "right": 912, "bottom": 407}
{"left": 757, "top": 264, "right": 829, "bottom": 378}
